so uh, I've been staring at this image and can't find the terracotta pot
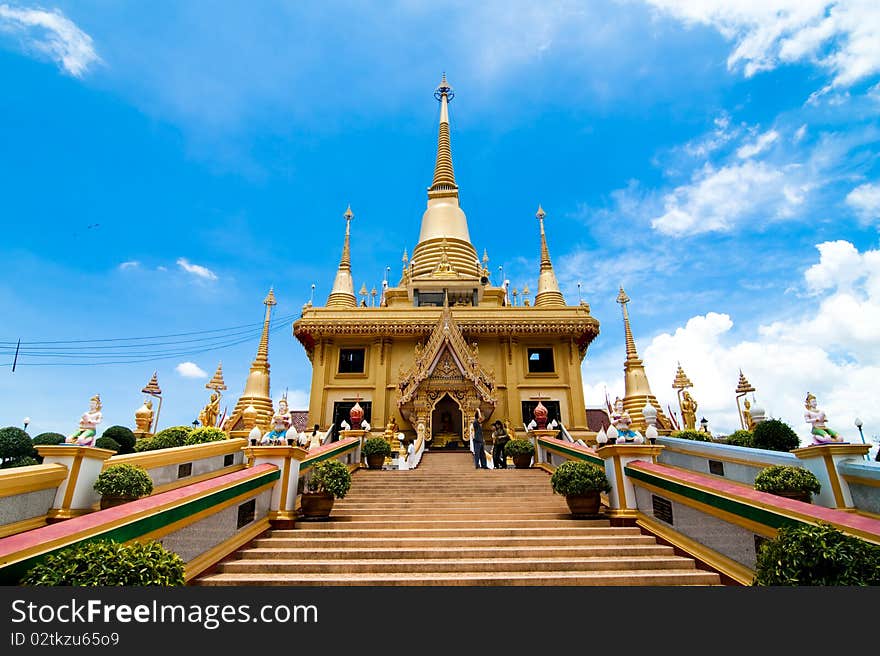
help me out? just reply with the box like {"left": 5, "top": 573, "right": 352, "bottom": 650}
{"left": 565, "top": 492, "right": 602, "bottom": 517}
{"left": 100, "top": 495, "right": 138, "bottom": 510}
{"left": 365, "top": 454, "right": 386, "bottom": 470}
{"left": 512, "top": 454, "right": 532, "bottom": 469}
{"left": 774, "top": 490, "right": 812, "bottom": 504}
{"left": 300, "top": 492, "right": 335, "bottom": 519}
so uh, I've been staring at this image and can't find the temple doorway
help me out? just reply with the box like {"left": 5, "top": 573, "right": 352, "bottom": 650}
{"left": 431, "top": 394, "right": 465, "bottom": 449}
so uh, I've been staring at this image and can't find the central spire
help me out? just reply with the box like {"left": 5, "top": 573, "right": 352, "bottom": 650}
{"left": 428, "top": 73, "right": 459, "bottom": 199}
{"left": 412, "top": 74, "right": 479, "bottom": 280}
{"left": 534, "top": 205, "right": 566, "bottom": 307}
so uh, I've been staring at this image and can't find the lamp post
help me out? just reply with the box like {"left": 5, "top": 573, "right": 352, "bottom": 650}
{"left": 23, "top": 417, "right": 30, "bottom": 432}
{"left": 855, "top": 417, "right": 869, "bottom": 461}
{"left": 192, "top": 420, "right": 199, "bottom": 430}
{"left": 699, "top": 417, "right": 709, "bottom": 434}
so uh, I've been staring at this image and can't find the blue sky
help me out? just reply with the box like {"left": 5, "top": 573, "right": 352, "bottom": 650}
{"left": 1, "top": 1, "right": 879, "bottom": 448}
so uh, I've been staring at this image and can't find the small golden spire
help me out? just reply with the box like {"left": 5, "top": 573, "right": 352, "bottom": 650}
{"left": 534, "top": 205, "right": 565, "bottom": 307}
{"left": 326, "top": 206, "right": 357, "bottom": 308}
{"left": 617, "top": 286, "right": 640, "bottom": 363}
{"left": 482, "top": 249, "right": 489, "bottom": 265}
{"left": 253, "top": 287, "right": 276, "bottom": 367}
{"left": 141, "top": 371, "right": 162, "bottom": 396}
{"left": 736, "top": 369, "right": 756, "bottom": 396}
{"left": 672, "top": 362, "right": 693, "bottom": 391}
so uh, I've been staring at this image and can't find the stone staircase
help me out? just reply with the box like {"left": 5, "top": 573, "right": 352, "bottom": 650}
{"left": 194, "top": 452, "right": 722, "bottom": 586}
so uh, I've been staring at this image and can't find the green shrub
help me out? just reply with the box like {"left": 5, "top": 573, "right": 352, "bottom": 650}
{"left": 0, "top": 426, "right": 35, "bottom": 464}
{"left": 753, "top": 523, "right": 880, "bottom": 586}
{"left": 754, "top": 465, "right": 821, "bottom": 497}
{"left": 94, "top": 436, "right": 120, "bottom": 452}
{"left": 362, "top": 437, "right": 392, "bottom": 457}
{"left": 93, "top": 463, "right": 153, "bottom": 498}
{"left": 724, "top": 430, "right": 754, "bottom": 447}
{"left": 752, "top": 419, "right": 800, "bottom": 452}
{"left": 183, "top": 426, "right": 229, "bottom": 446}
{"left": 306, "top": 459, "right": 352, "bottom": 499}
{"left": 101, "top": 426, "right": 137, "bottom": 454}
{"left": 32, "top": 432, "right": 65, "bottom": 446}
{"left": 670, "top": 429, "right": 713, "bottom": 442}
{"left": 550, "top": 460, "right": 611, "bottom": 496}
{"left": 135, "top": 425, "right": 192, "bottom": 452}
{"left": 1, "top": 456, "right": 40, "bottom": 469}
{"left": 504, "top": 438, "right": 535, "bottom": 456}
{"left": 20, "top": 540, "right": 185, "bottom": 586}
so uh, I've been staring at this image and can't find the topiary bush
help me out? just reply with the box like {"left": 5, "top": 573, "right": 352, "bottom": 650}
{"left": 752, "top": 419, "right": 800, "bottom": 452}
{"left": 754, "top": 465, "right": 821, "bottom": 498}
{"left": 183, "top": 426, "right": 229, "bottom": 446}
{"left": 20, "top": 540, "right": 185, "bottom": 586}
{"left": 504, "top": 438, "right": 535, "bottom": 456}
{"left": 670, "top": 429, "right": 714, "bottom": 442}
{"left": 724, "top": 430, "right": 754, "bottom": 447}
{"left": 93, "top": 463, "right": 153, "bottom": 498}
{"left": 101, "top": 425, "right": 137, "bottom": 454}
{"left": 362, "top": 436, "right": 392, "bottom": 457}
{"left": 753, "top": 523, "right": 880, "bottom": 586}
{"left": 306, "top": 459, "right": 352, "bottom": 499}
{"left": 94, "top": 436, "right": 120, "bottom": 452}
{"left": 135, "top": 425, "right": 192, "bottom": 452}
{"left": 1, "top": 456, "right": 40, "bottom": 469}
{"left": 32, "top": 432, "right": 65, "bottom": 446}
{"left": 550, "top": 460, "right": 611, "bottom": 497}
{"left": 0, "top": 426, "right": 36, "bottom": 465}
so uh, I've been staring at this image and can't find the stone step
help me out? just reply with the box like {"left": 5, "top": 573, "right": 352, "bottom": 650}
{"left": 194, "top": 569, "right": 722, "bottom": 586}
{"left": 304, "top": 511, "right": 583, "bottom": 521}
{"left": 216, "top": 555, "right": 696, "bottom": 574}
{"left": 237, "top": 543, "right": 675, "bottom": 560}
{"left": 271, "top": 518, "right": 611, "bottom": 530}
{"left": 249, "top": 535, "right": 659, "bottom": 548}
{"left": 268, "top": 526, "right": 639, "bottom": 538}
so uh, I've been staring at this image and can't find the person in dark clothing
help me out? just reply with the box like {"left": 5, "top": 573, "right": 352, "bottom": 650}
{"left": 471, "top": 409, "right": 488, "bottom": 469}
{"left": 491, "top": 420, "right": 509, "bottom": 469}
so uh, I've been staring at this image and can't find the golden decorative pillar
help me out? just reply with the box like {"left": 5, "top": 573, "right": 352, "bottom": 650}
{"left": 140, "top": 371, "right": 162, "bottom": 435}
{"left": 735, "top": 369, "right": 756, "bottom": 430}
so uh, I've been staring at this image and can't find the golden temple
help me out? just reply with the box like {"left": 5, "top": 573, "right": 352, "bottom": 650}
{"left": 292, "top": 75, "right": 602, "bottom": 445}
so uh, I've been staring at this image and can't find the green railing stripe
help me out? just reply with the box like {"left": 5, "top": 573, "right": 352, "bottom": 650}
{"left": 625, "top": 465, "right": 808, "bottom": 531}
{"left": 539, "top": 438, "right": 604, "bottom": 467}
{"left": 300, "top": 440, "right": 359, "bottom": 472}
{"left": 0, "top": 468, "right": 279, "bottom": 584}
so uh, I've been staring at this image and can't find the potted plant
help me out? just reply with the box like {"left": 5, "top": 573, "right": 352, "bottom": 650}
{"left": 362, "top": 436, "right": 392, "bottom": 469}
{"left": 93, "top": 463, "right": 153, "bottom": 509}
{"left": 300, "top": 459, "right": 352, "bottom": 519}
{"left": 550, "top": 460, "right": 611, "bottom": 517}
{"left": 505, "top": 438, "right": 535, "bottom": 469}
{"left": 753, "top": 465, "right": 821, "bottom": 503}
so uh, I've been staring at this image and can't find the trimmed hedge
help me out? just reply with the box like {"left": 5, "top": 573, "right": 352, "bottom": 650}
{"left": 753, "top": 523, "right": 880, "bottom": 586}
{"left": 754, "top": 465, "right": 821, "bottom": 496}
{"left": 183, "top": 427, "right": 229, "bottom": 446}
{"left": 32, "top": 432, "right": 66, "bottom": 446}
{"left": 20, "top": 540, "right": 185, "bottom": 586}
{"left": 724, "top": 430, "right": 754, "bottom": 447}
{"left": 752, "top": 419, "right": 800, "bottom": 452}
{"left": 306, "top": 459, "right": 352, "bottom": 499}
{"left": 670, "top": 429, "right": 713, "bottom": 443}
{"left": 505, "top": 438, "right": 535, "bottom": 456}
{"left": 550, "top": 460, "right": 611, "bottom": 496}
{"left": 101, "top": 425, "right": 137, "bottom": 454}
{"left": 1, "top": 456, "right": 40, "bottom": 469}
{"left": 135, "top": 425, "right": 192, "bottom": 453}
{"left": 93, "top": 463, "right": 153, "bottom": 498}
{"left": 0, "top": 426, "right": 35, "bottom": 464}
{"left": 94, "top": 436, "right": 121, "bottom": 452}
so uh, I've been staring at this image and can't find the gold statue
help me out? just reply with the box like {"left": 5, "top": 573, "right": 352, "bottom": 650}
{"left": 135, "top": 399, "right": 154, "bottom": 435}
{"left": 680, "top": 390, "right": 698, "bottom": 431}
{"left": 742, "top": 399, "right": 755, "bottom": 431}
{"left": 198, "top": 392, "right": 220, "bottom": 429}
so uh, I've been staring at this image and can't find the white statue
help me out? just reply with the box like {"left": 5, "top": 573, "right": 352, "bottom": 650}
{"left": 67, "top": 394, "right": 102, "bottom": 446}
{"left": 261, "top": 397, "right": 292, "bottom": 445}
{"left": 804, "top": 393, "right": 845, "bottom": 444}
{"left": 610, "top": 397, "right": 644, "bottom": 444}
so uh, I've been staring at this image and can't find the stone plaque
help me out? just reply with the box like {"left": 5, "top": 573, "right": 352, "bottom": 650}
{"left": 223, "top": 453, "right": 235, "bottom": 467}
{"left": 708, "top": 459, "right": 725, "bottom": 476}
{"left": 237, "top": 499, "right": 256, "bottom": 529}
{"left": 652, "top": 494, "right": 673, "bottom": 525}
{"left": 177, "top": 462, "right": 193, "bottom": 479}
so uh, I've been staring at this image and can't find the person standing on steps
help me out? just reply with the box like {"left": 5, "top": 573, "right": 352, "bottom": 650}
{"left": 491, "top": 420, "right": 509, "bottom": 469}
{"left": 471, "top": 409, "right": 488, "bottom": 469}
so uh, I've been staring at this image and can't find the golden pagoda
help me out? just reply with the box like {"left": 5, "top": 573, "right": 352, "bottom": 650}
{"left": 223, "top": 288, "right": 277, "bottom": 437}
{"left": 616, "top": 286, "right": 672, "bottom": 432}
{"left": 293, "top": 75, "right": 600, "bottom": 443}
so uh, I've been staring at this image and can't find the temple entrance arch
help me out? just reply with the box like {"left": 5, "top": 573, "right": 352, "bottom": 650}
{"left": 431, "top": 393, "right": 465, "bottom": 449}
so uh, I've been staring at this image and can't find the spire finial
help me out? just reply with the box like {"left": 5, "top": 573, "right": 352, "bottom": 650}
{"left": 428, "top": 74, "right": 458, "bottom": 199}
{"left": 255, "top": 287, "right": 276, "bottom": 366}
{"left": 326, "top": 206, "right": 357, "bottom": 307}
{"left": 617, "top": 286, "right": 639, "bottom": 362}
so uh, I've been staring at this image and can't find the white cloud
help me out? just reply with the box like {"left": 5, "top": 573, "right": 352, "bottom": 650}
{"left": 793, "top": 124, "right": 807, "bottom": 143}
{"left": 175, "top": 362, "right": 207, "bottom": 378}
{"left": 0, "top": 4, "right": 99, "bottom": 77}
{"left": 651, "top": 160, "right": 797, "bottom": 235}
{"left": 118, "top": 261, "right": 140, "bottom": 270}
{"left": 736, "top": 129, "right": 779, "bottom": 158}
{"left": 176, "top": 257, "right": 218, "bottom": 280}
{"left": 643, "top": 0, "right": 880, "bottom": 90}
{"left": 845, "top": 182, "right": 880, "bottom": 222}
{"left": 584, "top": 240, "right": 880, "bottom": 446}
